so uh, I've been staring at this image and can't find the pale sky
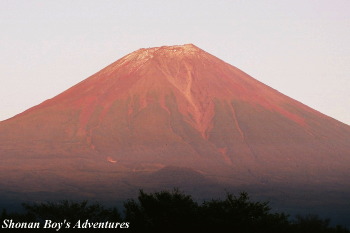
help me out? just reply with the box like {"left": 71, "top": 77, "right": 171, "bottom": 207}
{"left": 1, "top": 0, "right": 349, "bottom": 125}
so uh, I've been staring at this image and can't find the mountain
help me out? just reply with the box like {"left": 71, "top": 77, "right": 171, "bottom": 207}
{"left": 0, "top": 44, "right": 350, "bottom": 194}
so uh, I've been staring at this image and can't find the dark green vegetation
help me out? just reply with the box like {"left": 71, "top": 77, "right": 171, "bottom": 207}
{"left": 1, "top": 189, "right": 349, "bottom": 232}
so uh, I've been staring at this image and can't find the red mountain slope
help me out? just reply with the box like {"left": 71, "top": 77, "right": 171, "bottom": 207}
{"left": 0, "top": 44, "right": 349, "bottom": 189}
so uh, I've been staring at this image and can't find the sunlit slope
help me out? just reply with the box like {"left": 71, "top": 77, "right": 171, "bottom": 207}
{"left": 0, "top": 44, "right": 349, "bottom": 188}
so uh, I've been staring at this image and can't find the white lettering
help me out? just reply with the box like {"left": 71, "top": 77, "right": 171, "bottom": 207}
{"left": 2, "top": 219, "right": 40, "bottom": 229}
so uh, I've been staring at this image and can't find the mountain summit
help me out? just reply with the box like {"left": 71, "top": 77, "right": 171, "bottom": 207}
{"left": 1, "top": 44, "right": 350, "bottom": 190}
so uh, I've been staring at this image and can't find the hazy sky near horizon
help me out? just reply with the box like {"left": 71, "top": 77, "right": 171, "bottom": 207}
{"left": 1, "top": 1, "right": 349, "bottom": 125}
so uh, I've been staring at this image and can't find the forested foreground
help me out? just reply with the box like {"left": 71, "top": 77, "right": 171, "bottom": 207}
{"left": 1, "top": 189, "right": 349, "bottom": 232}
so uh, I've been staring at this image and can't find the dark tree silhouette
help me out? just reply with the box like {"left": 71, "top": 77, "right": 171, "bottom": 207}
{"left": 292, "top": 214, "right": 350, "bottom": 233}
{"left": 200, "top": 191, "right": 290, "bottom": 232}
{"left": 1, "top": 189, "right": 349, "bottom": 233}
{"left": 124, "top": 188, "right": 199, "bottom": 231}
